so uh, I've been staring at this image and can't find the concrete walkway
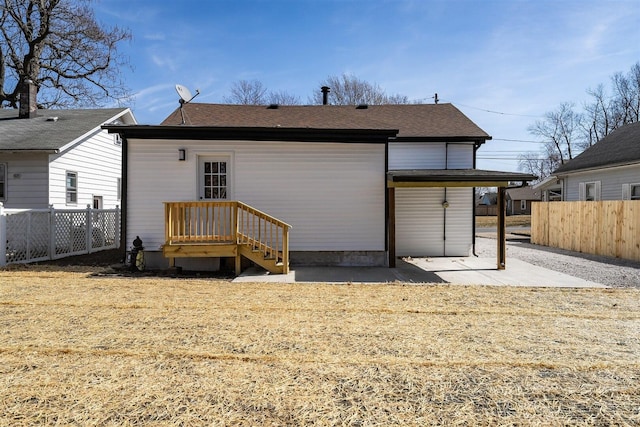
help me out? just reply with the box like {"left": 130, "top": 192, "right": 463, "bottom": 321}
{"left": 232, "top": 256, "right": 606, "bottom": 288}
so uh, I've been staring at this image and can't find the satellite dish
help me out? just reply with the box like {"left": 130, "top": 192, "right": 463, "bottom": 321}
{"left": 174, "top": 84, "right": 200, "bottom": 124}
{"left": 175, "top": 84, "right": 194, "bottom": 103}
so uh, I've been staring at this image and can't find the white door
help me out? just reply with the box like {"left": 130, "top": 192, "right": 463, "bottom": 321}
{"left": 395, "top": 187, "right": 472, "bottom": 257}
{"left": 396, "top": 188, "right": 445, "bottom": 256}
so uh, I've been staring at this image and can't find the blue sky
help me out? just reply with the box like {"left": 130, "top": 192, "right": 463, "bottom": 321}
{"left": 98, "top": 0, "right": 639, "bottom": 172}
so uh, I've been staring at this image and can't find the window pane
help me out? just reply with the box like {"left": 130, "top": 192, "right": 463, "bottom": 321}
{"left": 205, "top": 188, "right": 211, "bottom": 199}
{"left": 220, "top": 162, "right": 226, "bottom": 173}
{"left": 219, "top": 188, "right": 226, "bottom": 199}
{"left": 204, "top": 162, "right": 211, "bottom": 173}
{"left": 213, "top": 188, "right": 219, "bottom": 199}
{"left": 213, "top": 176, "right": 219, "bottom": 186}
{"left": 212, "top": 163, "right": 218, "bottom": 173}
{"left": 220, "top": 175, "right": 226, "bottom": 186}
{"left": 204, "top": 175, "right": 211, "bottom": 186}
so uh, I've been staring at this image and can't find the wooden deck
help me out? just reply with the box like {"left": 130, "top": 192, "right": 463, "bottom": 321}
{"left": 163, "top": 201, "right": 291, "bottom": 274}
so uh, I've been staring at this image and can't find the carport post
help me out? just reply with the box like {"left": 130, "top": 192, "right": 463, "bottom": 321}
{"left": 497, "top": 186, "right": 506, "bottom": 270}
{"left": 387, "top": 187, "right": 396, "bottom": 268}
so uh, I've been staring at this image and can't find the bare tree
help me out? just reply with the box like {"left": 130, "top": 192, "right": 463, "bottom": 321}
{"left": 518, "top": 151, "right": 561, "bottom": 183}
{"left": 223, "top": 79, "right": 268, "bottom": 105}
{"left": 528, "top": 102, "right": 582, "bottom": 166}
{"left": 0, "top": 0, "right": 131, "bottom": 109}
{"left": 582, "top": 84, "right": 614, "bottom": 147}
{"left": 582, "top": 62, "right": 640, "bottom": 146}
{"left": 610, "top": 63, "right": 640, "bottom": 125}
{"left": 267, "top": 90, "right": 300, "bottom": 105}
{"left": 311, "top": 73, "right": 410, "bottom": 105}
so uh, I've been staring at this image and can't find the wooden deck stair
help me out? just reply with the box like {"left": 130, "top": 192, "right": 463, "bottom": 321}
{"left": 163, "top": 201, "right": 291, "bottom": 274}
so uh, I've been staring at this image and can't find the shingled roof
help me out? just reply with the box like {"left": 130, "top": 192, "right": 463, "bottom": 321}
{"left": 0, "top": 108, "right": 131, "bottom": 151}
{"left": 160, "top": 103, "right": 491, "bottom": 141}
{"left": 554, "top": 121, "right": 640, "bottom": 174}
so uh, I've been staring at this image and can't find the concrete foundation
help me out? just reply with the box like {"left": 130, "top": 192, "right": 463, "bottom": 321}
{"left": 141, "top": 251, "right": 221, "bottom": 271}
{"left": 290, "top": 251, "right": 386, "bottom": 267}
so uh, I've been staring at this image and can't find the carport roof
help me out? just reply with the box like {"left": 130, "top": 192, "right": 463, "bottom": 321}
{"left": 387, "top": 169, "right": 537, "bottom": 187}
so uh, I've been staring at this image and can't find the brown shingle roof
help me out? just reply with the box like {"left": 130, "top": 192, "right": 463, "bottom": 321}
{"left": 161, "top": 103, "right": 491, "bottom": 140}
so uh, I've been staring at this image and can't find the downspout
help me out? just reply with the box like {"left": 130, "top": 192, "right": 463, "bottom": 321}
{"left": 384, "top": 138, "right": 389, "bottom": 266}
{"left": 444, "top": 143, "right": 449, "bottom": 255}
{"left": 472, "top": 141, "right": 479, "bottom": 256}
{"left": 120, "top": 136, "right": 128, "bottom": 261}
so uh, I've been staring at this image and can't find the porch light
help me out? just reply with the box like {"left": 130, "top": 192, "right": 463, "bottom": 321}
{"left": 178, "top": 149, "right": 186, "bottom": 161}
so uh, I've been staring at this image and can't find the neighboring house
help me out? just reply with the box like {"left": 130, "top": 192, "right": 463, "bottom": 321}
{"left": 475, "top": 191, "right": 498, "bottom": 216}
{"left": 477, "top": 192, "right": 498, "bottom": 206}
{"left": 0, "top": 107, "right": 136, "bottom": 210}
{"left": 535, "top": 121, "right": 640, "bottom": 201}
{"left": 105, "top": 101, "right": 534, "bottom": 271}
{"left": 506, "top": 186, "right": 541, "bottom": 215}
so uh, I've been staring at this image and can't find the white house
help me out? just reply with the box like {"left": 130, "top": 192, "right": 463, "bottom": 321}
{"left": 106, "top": 102, "right": 534, "bottom": 272}
{"left": 0, "top": 106, "right": 136, "bottom": 210}
{"left": 535, "top": 121, "right": 640, "bottom": 201}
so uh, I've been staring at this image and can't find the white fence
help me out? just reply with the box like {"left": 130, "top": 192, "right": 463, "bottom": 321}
{"left": 0, "top": 203, "right": 120, "bottom": 267}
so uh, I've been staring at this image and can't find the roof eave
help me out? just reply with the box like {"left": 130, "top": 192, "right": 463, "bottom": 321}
{"left": 103, "top": 125, "right": 399, "bottom": 143}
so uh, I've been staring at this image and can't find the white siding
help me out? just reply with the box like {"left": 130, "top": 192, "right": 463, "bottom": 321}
{"left": 388, "top": 142, "right": 474, "bottom": 169}
{"left": 0, "top": 153, "right": 49, "bottom": 208}
{"left": 446, "top": 143, "right": 474, "bottom": 168}
{"left": 388, "top": 142, "right": 445, "bottom": 169}
{"left": 127, "top": 139, "right": 386, "bottom": 251}
{"left": 49, "top": 130, "right": 122, "bottom": 208}
{"left": 563, "top": 164, "right": 640, "bottom": 201}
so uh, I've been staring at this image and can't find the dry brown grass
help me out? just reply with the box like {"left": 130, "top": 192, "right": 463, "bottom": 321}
{"left": 1, "top": 265, "right": 639, "bottom": 425}
{"left": 476, "top": 215, "right": 531, "bottom": 228}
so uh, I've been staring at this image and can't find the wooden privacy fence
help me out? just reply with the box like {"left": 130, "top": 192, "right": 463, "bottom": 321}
{"left": 531, "top": 201, "right": 640, "bottom": 262}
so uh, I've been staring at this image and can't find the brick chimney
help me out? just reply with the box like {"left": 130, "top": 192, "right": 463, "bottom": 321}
{"left": 19, "top": 80, "right": 37, "bottom": 119}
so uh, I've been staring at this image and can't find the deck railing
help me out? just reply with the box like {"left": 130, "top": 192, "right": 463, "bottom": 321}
{"left": 164, "top": 201, "right": 291, "bottom": 270}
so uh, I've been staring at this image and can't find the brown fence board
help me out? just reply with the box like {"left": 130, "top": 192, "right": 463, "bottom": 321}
{"left": 531, "top": 201, "right": 640, "bottom": 262}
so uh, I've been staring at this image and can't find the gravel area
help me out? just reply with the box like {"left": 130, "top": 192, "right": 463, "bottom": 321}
{"left": 475, "top": 235, "right": 640, "bottom": 288}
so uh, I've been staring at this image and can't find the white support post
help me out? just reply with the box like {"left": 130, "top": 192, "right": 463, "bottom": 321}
{"left": 86, "top": 205, "right": 92, "bottom": 253}
{"left": 114, "top": 205, "right": 120, "bottom": 249}
{"left": 49, "top": 206, "right": 56, "bottom": 260}
{"left": 0, "top": 202, "right": 6, "bottom": 267}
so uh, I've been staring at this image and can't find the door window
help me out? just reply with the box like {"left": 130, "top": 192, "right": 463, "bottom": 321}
{"left": 200, "top": 158, "right": 230, "bottom": 200}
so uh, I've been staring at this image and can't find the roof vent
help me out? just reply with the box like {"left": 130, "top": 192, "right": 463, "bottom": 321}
{"left": 321, "top": 86, "right": 330, "bottom": 105}
{"left": 356, "top": 104, "right": 369, "bottom": 109}
{"left": 46, "top": 116, "right": 59, "bottom": 122}
{"left": 267, "top": 104, "right": 279, "bottom": 109}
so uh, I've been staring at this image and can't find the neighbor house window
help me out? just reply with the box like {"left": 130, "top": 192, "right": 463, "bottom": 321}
{"left": 630, "top": 184, "right": 640, "bottom": 200}
{"left": 585, "top": 183, "right": 596, "bottom": 201}
{"left": 520, "top": 200, "right": 527, "bottom": 211}
{"left": 0, "top": 163, "right": 6, "bottom": 201}
{"left": 580, "top": 181, "right": 600, "bottom": 201}
{"left": 66, "top": 171, "right": 78, "bottom": 204}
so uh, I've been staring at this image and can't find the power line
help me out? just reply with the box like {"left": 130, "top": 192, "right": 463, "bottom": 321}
{"left": 448, "top": 101, "right": 544, "bottom": 118}
{"left": 491, "top": 138, "right": 547, "bottom": 143}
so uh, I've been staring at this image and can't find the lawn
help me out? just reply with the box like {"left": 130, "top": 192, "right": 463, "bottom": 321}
{"left": 476, "top": 214, "right": 531, "bottom": 228}
{"left": 1, "top": 266, "right": 639, "bottom": 425}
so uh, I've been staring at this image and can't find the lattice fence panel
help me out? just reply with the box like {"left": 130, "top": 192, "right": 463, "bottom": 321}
{"left": 90, "top": 210, "right": 118, "bottom": 250}
{"left": 53, "top": 211, "right": 88, "bottom": 257}
{"left": 5, "top": 211, "right": 51, "bottom": 264}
